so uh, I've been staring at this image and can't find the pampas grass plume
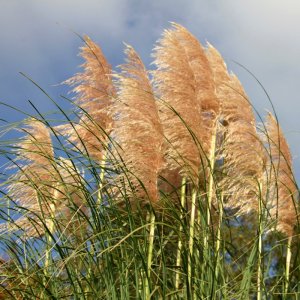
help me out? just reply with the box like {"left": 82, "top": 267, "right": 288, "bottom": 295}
{"left": 7, "top": 119, "right": 84, "bottom": 237}
{"left": 63, "top": 36, "right": 115, "bottom": 162}
{"left": 266, "top": 113, "right": 298, "bottom": 236}
{"left": 112, "top": 44, "right": 164, "bottom": 205}
{"left": 207, "top": 45, "right": 265, "bottom": 213}
{"left": 153, "top": 23, "right": 216, "bottom": 182}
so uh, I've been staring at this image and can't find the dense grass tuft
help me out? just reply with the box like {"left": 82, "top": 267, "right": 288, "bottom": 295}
{"left": 0, "top": 23, "right": 299, "bottom": 299}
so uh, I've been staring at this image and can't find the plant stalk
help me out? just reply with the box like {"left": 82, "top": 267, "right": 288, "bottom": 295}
{"left": 284, "top": 236, "right": 293, "bottom": 296}
{"left": 215, "top": 193, "right": 223, "bottom": 284}
{"left": 257, "top": 191, "right": 263, "bottom": 300}
{"left": 43, "top": 198, "right": 57, "bottom": 299}
{"left": 204, "top": 127, "right": 217, "bottom": 248}
{"left": 175, "top": 177, "right": 187, "bottom": 291}
{"left": 97, "top": 147, "right": 107, "bottom": 205}
{"left": 145, "top": 211, "right": 155, "bottom": 300}
{"left": 44, "top": 201, "right": 56, "bottom": 273}
{"left": 188, "top": 189, "right": 197, "bottom": 291}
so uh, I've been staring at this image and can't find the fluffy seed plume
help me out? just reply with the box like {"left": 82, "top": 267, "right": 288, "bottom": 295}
{"left": 223, "top": 76, "right": 265, "bottom": 213}
{"left": 111, "top": 44, "right": 164, "bottom": 205}
{"left": 207, "top": 45, "right": 265, "bottom": 212}
{"left": 265, "top": 113, "right": 298, "bottom": 236}
{"left": 8, "top": 118, "right": 55, "bottom": 209}
{"left": 172, "top": 24, "right": 219, "bottom": 156}
{"left": 63, "top": 36, "right": 115, "bottom": 161}
{"left": 15, "top": 118, "right": 54, "bottom": 166}
{"left": 206, "top": 45, "right": 254, "bottom": 125}
{"left": 6, "top": 119, "right": 84, "bottom": 237}
{"left": 153, "top": 23, "right": 217, "bottom": 182}
{"left": 205, "top": 43, "right": 231, "bottom": 115}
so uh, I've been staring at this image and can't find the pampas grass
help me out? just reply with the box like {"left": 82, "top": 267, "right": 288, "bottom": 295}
{"left": 265, "top": 113, "right": 298, "bottom": 237}
{"left": 265, "top": 112, "right": 299, "bottom": 296}
{"left": 153, "top": 23, "right": 220, "bottom": 294}
{"left": 112, "top": 44, "right": 164, "bottom": 206}
{"left": 0, "top": 24, "right": 299, "bottom": 300}
{"left": 6, "top": 118, "right": 56, "bottom": 238}
{"left": 5, "top": 119, "right": 84, "bottom": 239}
{"left": 152, "top": 24, "right": 205, "bottom": 181}
{"left": 63, "top": 36, "right": 115, "bottom": 162}
{"left": 61, "top": 36, "right": 115, "bottom": 205}
{"left": 110, "top": 44, "right": 164, "bottom": 298}
{"left": 207, "top": 45, "right": 265, "bottom": 214}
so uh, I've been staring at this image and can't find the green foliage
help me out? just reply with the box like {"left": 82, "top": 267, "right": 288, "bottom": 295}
{"left": 0, "top": 111, "right": 298, "bottom": 299}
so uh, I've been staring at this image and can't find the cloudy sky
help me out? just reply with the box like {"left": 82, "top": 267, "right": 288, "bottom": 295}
{"left": 1, "top": 0, "right": 300, "bottom": 180}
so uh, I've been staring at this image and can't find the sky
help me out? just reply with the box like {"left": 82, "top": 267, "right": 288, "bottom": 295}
{"left": 0, "top": 0, "right": 300, "bottom": 181}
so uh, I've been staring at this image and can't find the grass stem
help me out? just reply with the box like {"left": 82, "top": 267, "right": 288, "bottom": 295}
{"left": 257, "top": 192, "right": 263, "bottom": 300}
{"left": 204, "top": 127, "right": 217, "bottom": 249}
{"left": 175, "top": 177, "right": 186, "bottom": 291}
{"left": 188, "top": 189, "right": 197, "bottom": 292}
{"left": 215, "top": 193, "right": 223, "bottom": 285}
{"left": 97, "top": 148, "right": 107, "bottom": 205}
{"left": 145, "top": 211, "right": 155, "bottom": 300}
{"left": 284, "top": 236, "right": 293, "bottom": 296}
{"left": 44, "top": 202, "right": 56, "bottom": 273}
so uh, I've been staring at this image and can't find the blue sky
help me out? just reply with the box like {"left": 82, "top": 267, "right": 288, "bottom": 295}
{"left": 1, "top": 0, "right": 300, "bottom": 181}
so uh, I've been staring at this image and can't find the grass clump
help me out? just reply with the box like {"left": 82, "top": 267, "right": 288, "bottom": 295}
{"left": 0, "top": 23, "right": 299, "bottom": 299}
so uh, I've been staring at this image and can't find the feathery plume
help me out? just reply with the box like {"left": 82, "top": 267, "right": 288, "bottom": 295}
{"left": 112, "top": 44, "right": 164, "bottom": 205}
{"left": 224, "top": 75, "right": 265, "bottom": 213}
{"left": 224, "top": 76, "right": 265, "bottom": 213}
{"left": 8, "top": 118, "right": 55, "bottom": 210}
{"left": 207, "top": 45, "right": 265, "bottom": 212}
{"left": 205, "top": 43, "right": 231, "bottom": 117}
{"left": 265, "top": 113, "right": 298, "bottom": 236}
{"left": 172, "top": 24, "right": 219, "bottom": 156}
{"left": 153, "top": 23, "right": 217, "bottom": 182}
{"left": 63, "top": 36, "right": 115, "bottom": 161}
{"left": 206, "top": 45, "right": 254, "bottom": 125}
{"left": 6, "top": 119, "right": 84, "bottom": 238}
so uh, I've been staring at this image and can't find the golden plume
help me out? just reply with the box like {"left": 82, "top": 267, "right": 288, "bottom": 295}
{"left": 152, "top": 23, "right": 217, "bottom": 182}
{"left": 206, "top": 45, "right": 265, "bottom": 213}
{"left": 265, "top": 113, "right": 298, "bottom": 236}
{"left": 6, "top": 119, "right": 84, "bottom": 238}
{"left": 111, "top": 44, "right": 164, "bottom": 205}
{"left": 8, "top": 118, "right": 55, "bottom": 209}
{"left": 206, "top": 44, "right": 255, "bottom": 125}
{"left": 172, "top": 24, "right": 219, "bottom": 156}
{"left": 205, "top": 43, "right": 231, "bottom": 117}
{"left": 63, "top": 36, "right": 115, "bottom": 162}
